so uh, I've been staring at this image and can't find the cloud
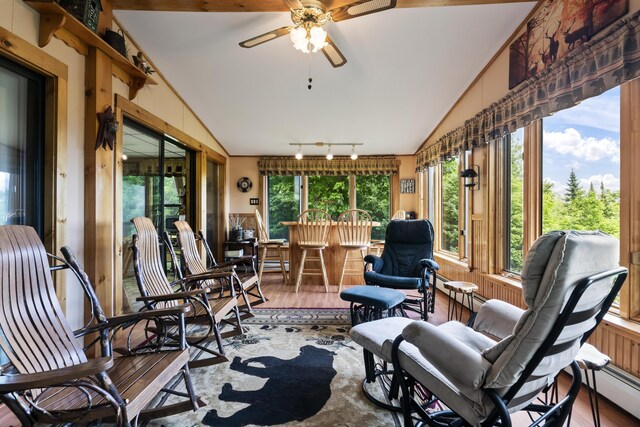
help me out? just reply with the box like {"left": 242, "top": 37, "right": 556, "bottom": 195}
{"left": 543, "top": 128, "right": 619, "bottom": 162}
{"left": 549, "top": 89, "right": 620, "bottom": 133}
{"left": 579, "top": 174, "right": 620, "bottom": 192}
{"left": 568, "top": 160, "right": 581, "bottom": 170}
{"left": 544, "top": 178, "right": 566, "bottom": 197}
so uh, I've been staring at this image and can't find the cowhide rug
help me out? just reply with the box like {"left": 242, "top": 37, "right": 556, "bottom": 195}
{"left": 146, "top": 308, "right": 400, "bottom": 426}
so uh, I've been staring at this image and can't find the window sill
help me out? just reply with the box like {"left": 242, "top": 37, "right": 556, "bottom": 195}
{"left": 600, "top": 314, "right": 640, "bottom": 340}
{"left": 482, "top": 273, "right": 523, "bottom": 290}
{"left": 434, "top": 253, "right": 471, "bottom": 272}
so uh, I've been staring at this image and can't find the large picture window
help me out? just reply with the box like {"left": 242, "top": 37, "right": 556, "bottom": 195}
{"left": 308, "top": 175, "right": 349, "bottom": 219}
{"left": 505, "top": 129, "right": 525, "bottom": 273}
{"left": 356, "top": 175, "right": 391, "bottom": 240}
{"left": 441, "top": 157, "right": 460, "bottom": 254}
{"left": 267, "top": 176, "right": 301, "bottom": 240}
{"left": 542, "top": 87, "right": 620, "bottom": 238}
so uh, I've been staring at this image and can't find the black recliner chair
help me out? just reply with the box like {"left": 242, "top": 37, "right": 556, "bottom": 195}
{"left": 364, "top": 219, "right": 439, "bottom": 320}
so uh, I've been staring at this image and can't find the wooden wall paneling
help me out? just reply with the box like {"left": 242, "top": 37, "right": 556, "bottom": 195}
{"left": 114, "top": 104, "right": 124, "bottom": 315}
{"left": 523, "top": 121, "right": 542, "bottom": 257}
{"left": 84, "top": 47, "right": 115, "bottom": 322}
{"left": 195, "top": 150, "right": 207, "bottom": 261}
{"left": 217, "top": 160, "right": 226, "bottom": 259}
{"left": 0, "top": 26, "right": 69, "bottom": 309}
{"left": 620, "top": 78, "right": 640, "bottom": 320}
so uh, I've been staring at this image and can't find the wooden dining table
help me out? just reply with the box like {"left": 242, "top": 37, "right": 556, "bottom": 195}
{"left": 281, "top": 221, "right": 381, "bottom": 289}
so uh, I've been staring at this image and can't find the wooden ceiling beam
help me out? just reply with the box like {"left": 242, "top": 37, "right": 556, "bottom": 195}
{"left": 110, "top": 0, "right": 535, "bottom": 12}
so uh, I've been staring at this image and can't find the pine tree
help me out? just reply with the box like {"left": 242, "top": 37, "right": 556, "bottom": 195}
{"left": 564, "top": 169, "right": 582, "bottom": 202}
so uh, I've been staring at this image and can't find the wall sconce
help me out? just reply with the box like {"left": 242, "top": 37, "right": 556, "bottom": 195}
{"left": 460, "top": 165, "right": 479, "bottom": 190}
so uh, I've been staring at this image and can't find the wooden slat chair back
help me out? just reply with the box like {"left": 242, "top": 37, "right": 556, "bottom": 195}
{"left": 254, "top": 209, "right": 288, "bottom": 285}
{"left": 131, "top": 217, "right": 177, "bottom": 309}
{"left": 131, "top": 216, "right": 241, "bottom": 368}
{"left": 174, "top": 220, "right": 266, "bottom": 317}
{"left": 0, "top": 225, "right": 204, "bottom": 426}
{"left": 0, "top": 226, "right": 87, "bottom": 383}
{"left": 294, "top": 209, "right": 332, "bottom": 292}
{"left": 336, "top": 209, "right": 372, "bottom": 291}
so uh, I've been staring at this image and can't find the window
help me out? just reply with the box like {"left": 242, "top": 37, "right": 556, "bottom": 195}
{"left": 441, "top": 157, "right": 460, "bottom": 254}
{"left": 356, "top": 175, "right": 391, "bottom": 240}
{"left": 505, "top": 129, "right": 525, "bottom": 272}
{"left": 542, "top": 87, "right": 620, "bottom": 238}
{"left": 0, "top": 56, "right": 45, "bottom": 235}
{"left": 308, "top": 175, "right": 349, "bottom": 219}
{"left": 267, "top": 176, "right": 301, "bottom": 240}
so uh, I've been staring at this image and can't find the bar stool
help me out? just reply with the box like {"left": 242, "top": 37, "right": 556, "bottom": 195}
{"left": 443, "top": 281, "right": 478, "bottom": 321}
{"left": 294, "top": 209, "right": 331, "bottom": 293}
{"left": 575, "top": 343, "right": 610, "bottom": 427}
{"left": 255, "top": 209, "right": 289, "bottom": 285}
{"left": 336, "top": 209, "right": 372, "bottom": 292}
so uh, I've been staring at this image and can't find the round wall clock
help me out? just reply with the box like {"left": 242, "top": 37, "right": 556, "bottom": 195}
{"left": 237, "top": 177, "right": 253, "bottom": 192}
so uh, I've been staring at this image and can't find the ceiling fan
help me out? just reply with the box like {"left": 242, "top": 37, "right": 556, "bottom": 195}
{"left": 239, "top": 0, "right": 397, "bottom": 68}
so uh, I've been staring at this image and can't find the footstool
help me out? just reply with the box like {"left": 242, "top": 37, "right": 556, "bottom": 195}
{"left": 340, "top": 285, "right": 406, "bottom": 326}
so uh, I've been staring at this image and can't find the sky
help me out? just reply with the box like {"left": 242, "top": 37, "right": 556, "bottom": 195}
{"left": 542, "top": 86, "right": 620, "bottom": 196}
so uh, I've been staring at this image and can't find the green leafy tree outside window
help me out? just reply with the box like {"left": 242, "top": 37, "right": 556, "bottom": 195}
{"left": 441, "top": 158, "right": 459, "bottom": 253}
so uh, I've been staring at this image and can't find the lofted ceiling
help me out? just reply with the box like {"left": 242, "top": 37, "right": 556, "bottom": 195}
{"left": 115, "top": 1, "right": 536, "bottom": 157}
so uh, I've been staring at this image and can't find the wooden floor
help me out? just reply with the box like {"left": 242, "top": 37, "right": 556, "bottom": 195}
{"left": 259, "top": 272, "right": 639, "bottom": 427}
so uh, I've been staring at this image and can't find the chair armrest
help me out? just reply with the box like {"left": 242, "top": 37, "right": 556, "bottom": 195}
{"left": 136, "top": 289, "right": 208, "bottom": 303}
{"left": 181, "top": 269, "right": 235, "bottom": 284}
{"left": 419, "top": 259, "right": 439, "bottom": 271}
{"left": 0, "top": 357, "right": 113, "bottom": 392}
{"left": 105, "top": 304, "right": 191, "bottom": 327}
{"left": 472, "top": 299, "right": 524, "bottom": 340}
{"left": 364, "top": 254, "right": 384, "bottom": 272}
{"left": 402, "top": 321, "right": 492, "bottom": 390}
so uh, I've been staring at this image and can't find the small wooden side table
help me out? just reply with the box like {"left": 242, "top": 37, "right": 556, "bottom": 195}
{"left": 443, "top": 281, "right": 478, "bottom": 322}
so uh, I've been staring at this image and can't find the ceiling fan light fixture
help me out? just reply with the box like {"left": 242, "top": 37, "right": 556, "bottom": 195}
{"left": 309, "top": 26, "right": 328, "bottom": 52}
{"left": 290, "top": 26, "right": 310, "bottom": 53}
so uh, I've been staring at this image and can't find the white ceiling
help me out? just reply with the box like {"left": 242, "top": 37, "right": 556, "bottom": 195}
{"left": 115, "top": 3, "right": 536, "bottom": 157}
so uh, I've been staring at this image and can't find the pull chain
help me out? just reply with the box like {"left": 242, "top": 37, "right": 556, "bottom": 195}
{"left": 308, "top": 52, "right": 312, "bottom": 90}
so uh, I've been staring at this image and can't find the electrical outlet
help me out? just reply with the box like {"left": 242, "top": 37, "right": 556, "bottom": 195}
{"left": 250, "top": 198, "right": 259, "bottom": 205}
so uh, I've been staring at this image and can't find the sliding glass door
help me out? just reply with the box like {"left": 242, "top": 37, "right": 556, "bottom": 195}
{"left": 0, "top": 56, "right": 44, "bottom": 235}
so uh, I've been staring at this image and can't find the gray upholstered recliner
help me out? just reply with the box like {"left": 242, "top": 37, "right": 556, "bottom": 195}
{"left": 351, "top": 230, "right": 627, "bottom": 426}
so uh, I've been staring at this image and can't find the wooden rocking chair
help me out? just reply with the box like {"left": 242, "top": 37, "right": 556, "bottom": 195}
{"left": 131, "top": 216, "right": 244, "bottom": 368}
{"left": 0, "top": 225, "right": 205, "bottom": 426}
{"left": 172, "top": 220, "right": 267, "bottom": 319}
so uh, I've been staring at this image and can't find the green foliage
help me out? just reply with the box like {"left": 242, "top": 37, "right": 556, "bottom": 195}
{"left": 508, "top": 136, "right": 524, "bottom": 272}
{"left": 356, "top": 175, "right": 391, "bottom": 240}
{"left": 308, "top": 176, "right": 349, "bottom": 219}
{"left": 267, "top": 176, "right": 299, "bottom": 240}
{"left": 122, "top": 175, "right": 152, "bottom": 237}
{"left": 441, "top": 158, "right": 459, "bottom": 253}
{"left": 542, "top": 175, "right": 619, "bottom": 239}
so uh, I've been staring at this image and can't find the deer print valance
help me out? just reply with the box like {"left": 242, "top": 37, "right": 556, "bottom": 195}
{"left": 416, "top": 8, "right": 640, "bottom": 170}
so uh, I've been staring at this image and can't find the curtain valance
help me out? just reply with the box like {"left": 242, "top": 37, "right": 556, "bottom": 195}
{"left": 258, "top": 156, "right": 399, "bottom": 176}
{"left": 416, "top": 9, "right": 640, "bottom": 170}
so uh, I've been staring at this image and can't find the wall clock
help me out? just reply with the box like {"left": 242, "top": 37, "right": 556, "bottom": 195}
{"left": 237, "top": 177, "right": 252, "bottom": 192}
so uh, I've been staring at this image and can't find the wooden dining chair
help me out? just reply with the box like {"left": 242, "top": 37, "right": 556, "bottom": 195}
{"left": 131, "top": 216, "right": 243, "bottom": 368}
{"left": 295, "top": 209, "right": 332, "bottom": 293}
{"left": 173, "top": 220, "right": 267, "bottom": 319}
{"left": 0, "top": 225, "right": 205, "bottom": 426}
{"left": 336, "top": 209, "right": 372, "bottom": 292}
{"left": 255, "top": 209, "right": 289, "bottom": 285}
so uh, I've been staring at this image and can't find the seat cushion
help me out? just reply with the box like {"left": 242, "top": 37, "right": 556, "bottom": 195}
{"left": 340, "top": 286, "right": 405, "bottom": 310}
{"left": 349, "top": 317, "right": 413, "bottom": 360}
{"left": 364, "top": 271, "right": 422, "bottom": 289}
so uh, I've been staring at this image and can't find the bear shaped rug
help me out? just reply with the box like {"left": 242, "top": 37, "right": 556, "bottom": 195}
{"left": 144, "top": 308, "right": 400, "bottom": 427}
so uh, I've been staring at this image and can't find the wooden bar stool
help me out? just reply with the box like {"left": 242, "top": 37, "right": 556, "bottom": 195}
{"left": 255, "top": 209, "right": 289, "bottom": 285}
{"left": 336, "top": 209, "right": 372, "bottom": 292}
{"left": 294, "top": 209, "right": 331, "bottom": 293}
{"left": 443, "top": 281, "right": 478, "bottom": 321}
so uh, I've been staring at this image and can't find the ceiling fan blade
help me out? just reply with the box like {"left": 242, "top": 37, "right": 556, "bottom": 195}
{"left": 239, "top": 27, "right": 291, "bottom": 48}
{"left": 282, "top": 0, "right": 304, "bottom": 9}
{"left": 322, "top": 36, "right": 347, "bottom": 68}
{"left": 329, "top": 0, "right": 397, "bottom": 22}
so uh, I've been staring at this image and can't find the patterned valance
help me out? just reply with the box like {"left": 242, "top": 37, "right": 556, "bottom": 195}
{"left": 258, "top": 156, "right": 399, "bottom": 176}
{"left": 416, "top": 9, "right": 640, "bottom": 170}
